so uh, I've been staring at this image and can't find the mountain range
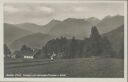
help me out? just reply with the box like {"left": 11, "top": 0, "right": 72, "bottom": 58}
{"left": 4, "top": 15, "right": 124, "bottom": 54}
{"left": 4, "top": 23, "right": 32, "bottom": 45}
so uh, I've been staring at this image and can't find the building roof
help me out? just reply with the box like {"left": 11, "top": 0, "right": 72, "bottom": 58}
{"left": 12, "top": 49, "right": 39, "bottom": 57}
{"left": 23, "top": 51, "right": 34, "bottom": 56}
{"left": 23, "top": 49, "right": 39, "bottom": 56}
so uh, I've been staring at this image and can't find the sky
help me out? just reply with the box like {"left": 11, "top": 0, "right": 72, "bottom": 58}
{"left": 4, "top": 2, "right": 124, "bottom": 25}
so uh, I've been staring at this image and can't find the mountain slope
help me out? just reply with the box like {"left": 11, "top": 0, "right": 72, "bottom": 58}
{"left": 40, "top": 19, "right": 61, "bottom": 33}
{"left": 10, "top": 33, "right": 54, "bottom": 51}
{"left": 86, "top": 17, "right": 100, "bottom": 26}
{"left": 97, "top": 15, "right": 124, "bottom": 34}
{"left": 15, "top": 23, "right": 42, "bottom": 33}
{"left": 103, "top": 25, "right": 124, "bottom": 54}
{"left": 4, "top": 23, "right": 32, "bottom": 45}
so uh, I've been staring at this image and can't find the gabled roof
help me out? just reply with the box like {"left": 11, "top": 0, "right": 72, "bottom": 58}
{"left": 23, "top": 49, "right": 39, "bottom": 56}
{"left": 23, "top": 51, "right": 34, "bottom": 56}
{"left": 12, "top": 49, "right": 39, "bottom": 56}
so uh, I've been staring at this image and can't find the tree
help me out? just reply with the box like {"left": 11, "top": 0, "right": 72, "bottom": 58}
{"left": 4, "top": 44, "right": 11, "bottom": 58}
{"left": 90, "top": 26, "right": 101, "bottom": 41}
{"left": 118, "top": 43, "right": 124, "bottom": 58}
{"left": 89, "top": 26, "right": 102, "bottom": 56}
{"left": 13, "top": 50, "right": 22, "bottom": 58}
{"left": 100, "top": 36, "right": 116, "bottom": 57}
{"left": 85, "top": 26, "right": 115, "bottom": 57}
{"left": 41, "top": 46, "right": 49, "bottom": 58}
{"left": 68, "top": 36, "right": 79, "bottom": 58}
{"left": 43, "top": 36, "right": 69, "bottom": 59}
{"left": 21, "top": 45, "right": 32, "bottom": 52}
{"left": 42, "top": 26, "right": 116, "bottom": 59}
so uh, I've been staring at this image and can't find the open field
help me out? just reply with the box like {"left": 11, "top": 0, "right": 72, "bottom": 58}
{"left": 4, "top": 57, "right": 124, "bottom": 78}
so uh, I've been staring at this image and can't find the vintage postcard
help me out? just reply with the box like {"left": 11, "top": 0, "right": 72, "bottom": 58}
{"left": 0, "top": 0, "right": 127, "bottom": 82}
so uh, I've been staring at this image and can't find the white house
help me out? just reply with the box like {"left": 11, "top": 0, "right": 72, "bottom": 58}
{"left": 24, "top": 55, "right": 34, "bottom": 59}
{"left": 23, "top": 49, "right": 38, "bottom": 59}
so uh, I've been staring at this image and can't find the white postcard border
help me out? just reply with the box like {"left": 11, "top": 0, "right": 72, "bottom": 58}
{"left": 0, "top": 0, "right": 127, "bottom": 82}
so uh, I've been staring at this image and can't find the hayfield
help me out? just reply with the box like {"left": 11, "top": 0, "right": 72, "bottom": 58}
{"left": 4, "top": 57, "right": 124, "bottom": 78}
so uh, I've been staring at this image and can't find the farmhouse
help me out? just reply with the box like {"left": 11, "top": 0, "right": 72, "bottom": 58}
{"left": 23, "top": 49, "right": 39, "bottom": 59}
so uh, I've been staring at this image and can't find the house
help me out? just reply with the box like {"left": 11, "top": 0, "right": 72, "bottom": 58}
{"left": 23, "top": 51, "right": 34, "bottom": 59}
{"left": 23, "top": 49, "right": 39, "bottom": 59}
{"left": 10, "top": 49, "right": 39, "bottom": 59}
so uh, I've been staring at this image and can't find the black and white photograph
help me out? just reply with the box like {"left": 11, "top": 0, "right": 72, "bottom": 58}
{"left": 3, "top": 0, "right": 127, "bottom": 79}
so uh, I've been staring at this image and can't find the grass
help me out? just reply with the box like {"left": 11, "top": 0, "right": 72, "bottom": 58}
{"left": 4, "top": 57, "right": 124, "bottom": 78}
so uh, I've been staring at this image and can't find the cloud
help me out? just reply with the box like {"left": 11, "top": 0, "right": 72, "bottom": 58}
{"left": 4, "top": 5, "right": 19, "bottom": 13}
{"left": 74, "top": 7, "right": 85, "bottom": 12}
{"left": 73, "top": 7, "right": 89, "bottom": 12}
{"left": 4, "top": 3, "right": 124, "bottom": 25}
{"left": 38, "top": 6, "right": 54, "bottom": 14}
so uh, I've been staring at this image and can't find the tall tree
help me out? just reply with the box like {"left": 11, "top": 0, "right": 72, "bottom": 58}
{"left": 89, "top": 26, "right": 102, "bottom": 56}
{"left": 21, "top": 45, "right": 32, "bottom": 52}
{"left": 100, "top": 36, "right": 116, "bottom": 57}
{"left": 4, "top": 44, "right": 11, "bottom": 58}
{"left": 90, "top": 26, "right": 101, "bottom": 41}
{"left": 88, "top": 26, "right": 115, "bottom": 57}
{"left": 69, "top": 36, "right": 79, "bottom": 58}
{"left": 118, "top": 43, "right": 124, "bottom": 58}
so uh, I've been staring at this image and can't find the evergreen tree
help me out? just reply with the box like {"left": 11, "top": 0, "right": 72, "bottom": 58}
{"left": 4, "top": 44, "right": 11, "bottom": 58}
{"left": 100, "top": 36, "right": 116, "bottom": 57}
{"left": 90, "top": 26, "right": 101, "bottom": 41}
{"left": 21, "top": 45, "right": 32, "bottom": 52}
{"left": 13, "top": 50, "right": 22, "bottom": 58}
{"left": 42, "top": 26, "right": 116, "bottom": 59}
{"left": 87, "top": 26, "right": 115, "bottom": 57}
{"left": 118, "top": 43, "right": 124, "bottom": 58}
{"left": 69, "top": 36, "right": 78, "bottom": 58}
{"left": 89, "top": 26, "right": 102, "bottom": 56}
